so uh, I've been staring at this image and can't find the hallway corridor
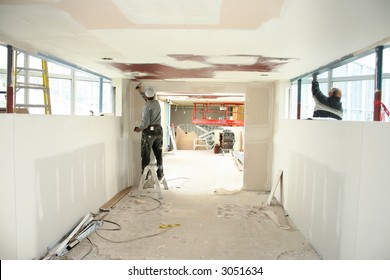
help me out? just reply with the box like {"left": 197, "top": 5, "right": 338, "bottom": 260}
{"left": 62, "top": 150, "right": 321, "bottom": 260}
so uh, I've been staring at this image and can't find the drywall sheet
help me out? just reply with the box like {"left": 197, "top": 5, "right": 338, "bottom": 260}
{"left": 356, "top": 122, "right": 390, "bottom": 259}
{"left": 243, "top": 85, "right": 273, "bottom": 191}
{"left": 10, "top": 114, "right": 124, "bottom": 259}
{"left": 244, "top": 141, "right": 269, "bottom": 190}
{"left": 273, "top": 120, "right": 364, "bottom": 259}
{"left": 0, "top": 115, "right": 17, "bottom": 259}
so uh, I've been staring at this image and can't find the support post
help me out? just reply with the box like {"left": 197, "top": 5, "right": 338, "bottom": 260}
{"left": 374, "top": 90, "right": 382, "bottom": 121}
{"left": 6, "top": 45, "right": 14, "bottom": 113}
{"left": 297, "top": 79, "right": 302, "bottom": 119}
{"left": 374, "top": 45, "right": 383, "bottom": 121}
{"left": 99, "top": 77, "right": 103, "bottom": 114}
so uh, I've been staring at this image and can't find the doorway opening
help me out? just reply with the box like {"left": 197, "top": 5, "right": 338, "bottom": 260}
{"left": 157, "top": 91, "right": 246, "bottom": 194}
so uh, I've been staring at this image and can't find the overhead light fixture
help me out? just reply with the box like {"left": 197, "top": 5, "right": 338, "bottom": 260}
{"left": 101, "top": 57, "right": 113, "bottom": 61}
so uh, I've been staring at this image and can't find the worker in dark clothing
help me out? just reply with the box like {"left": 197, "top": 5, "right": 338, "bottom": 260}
{"left": 312, "top": 74, "right": 343, "bottom": 120}
{"left": 134, "top": 84, "right": 164, "bottom": 180}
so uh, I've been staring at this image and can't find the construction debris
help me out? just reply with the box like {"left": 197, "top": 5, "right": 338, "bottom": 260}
{"left": 43, "top": 212, "right": 103, "bottom": 259}
{"left": 159, "top": 224, "right": 181, "bottom": 229}
{"left": 251, "top": 202, "right": 291, "bottom": 230}
{"left": 133, "top": 198, "right": 146, "bottom": 204}
{"left": 213, "top": 187, "right": 241, "bottom": 195}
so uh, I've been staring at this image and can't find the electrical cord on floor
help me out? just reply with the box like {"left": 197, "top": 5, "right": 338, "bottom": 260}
{"left": 89, "top": 194, "right": 172, "bottom": 244}
{"left": 128, "top": 194, "right": 163, "bottom": 215}
{"left": 80, "top": 237, "right": 98, "bottom": 260}
{"left": 138, "top": 195, "right": 162, "bottom": 214}
{"left": 97, "top": 219, "right": 121, "bottom": 231}
{"left": 94, "top": 226, "right": 173, "bottom": 244}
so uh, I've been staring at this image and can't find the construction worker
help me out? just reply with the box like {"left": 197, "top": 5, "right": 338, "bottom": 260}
{"left": 312, "top": 74, "right": 343, "bottom": 120}
{"left": 134, "top": 84, "right": 164, "bottom": 180}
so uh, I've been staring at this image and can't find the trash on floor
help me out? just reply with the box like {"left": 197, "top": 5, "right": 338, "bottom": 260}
{"left": 213, "top": 187, "right": 241, "bottom": 195}
{"left": 133, "top": 198, "right": 146, "bottom": 204}
{"left": 159, "top": 223, "right": 181, "bottom": 229}
{"left": 251, "top": 202, "right": 291, "bottom": 230}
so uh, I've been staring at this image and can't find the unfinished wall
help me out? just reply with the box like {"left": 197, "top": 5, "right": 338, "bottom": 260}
{"left": 355, "top": 123, "right": 390, "bottom": 259}
{"left": 129, "top": 81, "right": 273, "bottom": 191}
{"left": 170, "top": 106, "right": 193, "bottom": 125}
{"left": 272, "top": 83, "right": 390, "bottom": 259}
{"left": 0, "top": 115, "right": 17, "bottom": 259}
{"left": 112, "top": 78, "right": 131, "bottom": 187}
{"left": 243, "top": 85, "right": 273, "bottom": 191}
{"left": 0, "top": 114, "right": 129, "bottom": 260}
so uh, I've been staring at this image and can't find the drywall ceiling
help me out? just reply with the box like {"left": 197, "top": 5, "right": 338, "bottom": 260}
{"left": 0, "top": 0, "right": 389, "bottom": 83}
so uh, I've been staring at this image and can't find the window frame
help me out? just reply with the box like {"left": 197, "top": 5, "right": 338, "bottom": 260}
{"left": 0, "top": 45, "right": 113, "bottom": 116}
{"left": 290, "top": 45, "right": 390, "bottom": 122}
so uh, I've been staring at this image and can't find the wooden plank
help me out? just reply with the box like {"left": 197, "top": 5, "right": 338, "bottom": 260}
{"left": 99, "top": 187, "right": 131, "bottom": 211}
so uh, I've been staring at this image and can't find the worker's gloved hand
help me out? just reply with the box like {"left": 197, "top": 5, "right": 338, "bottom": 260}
{"left": 134, "top": 127, "right": 141, "bottom": 132}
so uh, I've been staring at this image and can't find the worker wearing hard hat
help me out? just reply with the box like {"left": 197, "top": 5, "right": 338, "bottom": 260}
{"left": 134, "top": 84, "right": 164, "bottom": 181}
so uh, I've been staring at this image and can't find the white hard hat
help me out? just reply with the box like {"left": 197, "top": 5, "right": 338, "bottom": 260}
{"left": 145, "top": 87, "right": 155, "bottom": 98}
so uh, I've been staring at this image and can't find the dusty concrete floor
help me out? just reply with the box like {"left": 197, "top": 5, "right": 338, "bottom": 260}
{"left": 62, "top": 150, "right": 321, "bottom": 260}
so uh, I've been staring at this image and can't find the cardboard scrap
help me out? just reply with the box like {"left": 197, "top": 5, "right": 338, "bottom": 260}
{"left": 176, "top": 126, "right": 198, "bottom": 150}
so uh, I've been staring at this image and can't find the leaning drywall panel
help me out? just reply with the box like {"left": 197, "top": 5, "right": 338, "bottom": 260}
{"left": 355, "top": 122, "right": 390, "bottom": 259}
{"left": 12, "top": 114, "right": 123, "bottom": 259}
{"left": 0, "top": 115, "right": 17, "bottom": 259}
{"left": 274, "top": 120, "right": 363, "bottom": 259}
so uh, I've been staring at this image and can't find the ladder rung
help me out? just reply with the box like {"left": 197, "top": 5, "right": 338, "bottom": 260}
{"left": 15, "top": 104, "right": 49, "bottom": 108}
{"left": 16, "top": 83, "right": 47, "bottom": 90}
{"left": 14, "top": 57, "right": 52, "bottom": 115}
{"left": 16, "top": 67, "right": 45, "bottom": 72}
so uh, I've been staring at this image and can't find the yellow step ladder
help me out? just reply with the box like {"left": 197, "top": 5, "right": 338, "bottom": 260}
{"left": 13, "top": 51, "right": 52, "bottom": 114}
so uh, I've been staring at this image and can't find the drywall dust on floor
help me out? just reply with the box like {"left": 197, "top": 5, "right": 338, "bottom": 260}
{"left": 62, "top": 150, "right": 321, "bottom": 260}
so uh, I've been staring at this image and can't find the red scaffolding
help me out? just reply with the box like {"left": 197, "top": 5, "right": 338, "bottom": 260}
{"left": 192, "top": 102, "right": 244, "bottom": 127}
